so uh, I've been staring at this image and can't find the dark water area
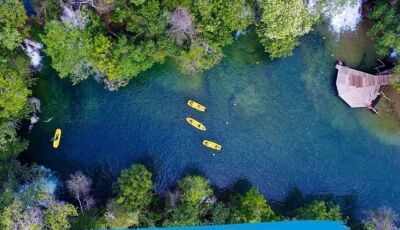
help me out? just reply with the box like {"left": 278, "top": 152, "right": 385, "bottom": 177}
{"left": 22, "top": 29, "right": 400, "bottom": 214}
{"left": 22, "top": 0, "right": 35, "bottom": 16}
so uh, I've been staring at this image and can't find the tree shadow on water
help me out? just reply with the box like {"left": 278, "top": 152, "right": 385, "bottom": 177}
{"left": 88, "top": 152, "right": 157, "bottom": 205}
{"left": 274, "top": 186, "right": 363, "bottom": 229}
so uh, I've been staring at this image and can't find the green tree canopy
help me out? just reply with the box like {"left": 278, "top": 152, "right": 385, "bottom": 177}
{"left": 43, "top": 201, "right": 78, "bottom": 230}
{"left": 256, "top": 0, "right": 318, "bottom": 58}
{"left": 0, "top": 0, "right": 28, "bottom": 50}
{"left": 368, "top": 0, "right": 400, "bottom": 56}
{"left": 368, "top": 0, "right": 400, "bottom": 91}
{"left": 0, "top": 66, "right": 30, "bottom": 120}
{"left": 209, "top": 202, "right": 230, "bottom": 225}
{"left": 191, "top": 0, "right": 253, "bottom": 47}
{"left": 116, "top": 164, "right": 153, "bottom": 210}
{"left": 0, "top": 167, "right": 79, "bottom": 230}
{"left": 230, "top": 188, "right": 276, "bottom": 223}
{"left": 42, "top": 21, "right": 87, "bottom": 80}
{"left": 294, "top": 200, "right": 342, "bottom": 221}
{"left": 104, "top": 200, "right": 140, "bottom": 228}
{"left": 112, "top": 0, "right": 168, "bottom": 37}
{"left": 178, "top": 175, "right": 213, "bottom": 206}
{"left": 163, "top": 204, "right": 201, "bottom": 227}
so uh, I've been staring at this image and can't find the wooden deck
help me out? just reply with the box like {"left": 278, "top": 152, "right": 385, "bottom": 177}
{"left": 335, "top": 64, "right": 390, "bottom": 88}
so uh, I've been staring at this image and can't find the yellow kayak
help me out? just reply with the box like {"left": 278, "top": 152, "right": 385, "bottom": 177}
{"left": 187, "top": 100, "right": 206, "bottom": 112}
{"left": 202, "top": 140, "right": 222, "bottom": 151}
{"left": 186, "top": 117, "right": 206, "bottom": 131}
{"left": 53, "top": 128, "right": 62, "bottom": 149}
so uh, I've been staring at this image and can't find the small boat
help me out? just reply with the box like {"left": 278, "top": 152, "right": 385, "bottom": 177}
{"left": 202, "top": 140, "right": 222, "bottom": 151}
{"left": 187, "top": 100, "right": 206, "bottom": 112}
{"left": 186, "top": 117, "right": 206, "bottom": 131}
{"left": 53, "top": 128, "right": 62, "bottom": 149}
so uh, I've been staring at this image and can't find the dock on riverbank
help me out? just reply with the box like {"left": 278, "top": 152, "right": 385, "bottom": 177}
{"left": 335, "top": 64, "right": 390, "bottom": 108}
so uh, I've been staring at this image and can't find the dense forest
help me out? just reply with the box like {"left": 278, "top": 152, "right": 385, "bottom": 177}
{"left": 1, "top": 0, "right": 400, "bottom": 229}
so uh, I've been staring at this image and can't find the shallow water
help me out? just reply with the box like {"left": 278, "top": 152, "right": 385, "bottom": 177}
{"left": 24, "top": 29, "right": 400, "bottom": 213}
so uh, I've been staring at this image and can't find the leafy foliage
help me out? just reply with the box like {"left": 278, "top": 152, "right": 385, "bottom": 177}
{"left": 294, "top": 200, "right": 342, "bottom": 221}
{"left": 363, "top": 206, "right": 398, "bottom": 230}
{"left": 256, "top": 0, "right": 318, "bottom": 58}
{"left": 190, "top": 0, "right": 253, "bottom": 47}
{"left": 43, "top": 201, "right": 78, "bottom": 230}
{"left": 368, "top": 0, "right": 400, "bottom": 92}
{"left": 66, "top": 171, "right": 94, "bottom": 213}
{"left": 31, "top": 0, "right": 62, "bottom": 22}
{"left": 41, "top": 0, "right": 254, "bottom": 86}
{"left": 0, "top": 66, "right": 31, "bottom": 120}
{"left": 116, "top": 164, "right": 153, "bottom": 209}
{"left": 178, "top": 175, "right": 213, "bottom": 206}
{"left": 177, "top": 43, "right": 222, "bottom": 75}
{"left": 112, "top": 0, "right": 168, "bottom": 37}
{"left": 209, "top": 202, "right": 230, "bottom": 225}
{"left": 42, "top": 21, "right": 87, "bottom": 80}
{"left": 368, "top": 0, "right": 400, "bottom": 56}
{"left": 163, "top": 204, "right": 201, "bottom": 227}
{"left": 104, "top": 200, "right": 141, "bottom": 228}
{"left": 230, "top": 188, "right": 276, "bottom": 223}
{"left": 0, "top": 0, "right": 28, "bottom": 50}
{"left": 0, "top": 166, "right": 78, "bottom": 230}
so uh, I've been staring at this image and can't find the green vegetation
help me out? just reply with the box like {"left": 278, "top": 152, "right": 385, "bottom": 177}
{"left": 69, "top": 163, "right": 355, "bottom": 229}
{"left": 0, "top": 166, "right": 78, "bottom": 230}
{"left": 178, "top": 175, "right": 212, "bottom": 205}
{"left": 0, "top": 0, "right": 28, "bottom": 51}
{"left": 37, "top": 0, "right": 323, "bottom": 89}
{"left": 294, "top": 200, "right": 342, "bottom": 221}
{"left": 0, "top": 0, "right": 32, "bottom": 161}
{"left": 368, "top": 0, "right": 400, "bottom": 91}
{"left": 0, "top": 0, "right": 400, "bottom": 229}
{"left": 256, "top": 0, "right": 318, "bottom": 58}
{"left": 230, "top": 188, "right": 276, "bottom": 223}
{"left": 116, "top": 164, "right": 153, "bottom": 209}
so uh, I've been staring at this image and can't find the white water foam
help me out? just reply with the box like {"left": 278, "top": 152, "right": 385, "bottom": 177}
{"left": 329, "top": 0, "right": 362, "bottom": 33}
{"left": 18, "top": 166, "right": 60, "bottom": 197}
{"left": 35, "top": 166, "right": 60, "bottom": 195}
{"left": 22, "top": 39, "right": 43, "bottom": 67}
{"left": 308, "top": 0, "right": 363, "bottom": 33}
{"left": 61, "top": 6, "right": 87, "bottom": 29}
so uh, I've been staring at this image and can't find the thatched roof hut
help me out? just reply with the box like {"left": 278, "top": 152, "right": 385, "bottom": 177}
{"left": 336, "top": 64, "right": 390, "bottom": 108}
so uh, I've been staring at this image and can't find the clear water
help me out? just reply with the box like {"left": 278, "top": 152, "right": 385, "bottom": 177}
{"left": 24, "top": 30, "right": 400, "bottom": 213}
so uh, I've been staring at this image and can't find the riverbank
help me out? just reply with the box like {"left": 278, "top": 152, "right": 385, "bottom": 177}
{"left": 354, "top": 85, "right": 400, "bottom": 146}
{"left": 380, "top": 86, "right": 400, "bottom": 121}
{"left": 23, "top": 27, "right": 400, "bottom": 220}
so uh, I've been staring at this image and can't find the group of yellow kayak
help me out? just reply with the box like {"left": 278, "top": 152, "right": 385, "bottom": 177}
{"left": 186, "top": 100, "right": 222, "bottom": 151}
{"left": 53, "top": 100, "right": 221, "bottom": 150}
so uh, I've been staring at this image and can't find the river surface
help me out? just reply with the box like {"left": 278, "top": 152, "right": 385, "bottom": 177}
{"left": 23, "top": 26, "right": 400, "bottom": 213}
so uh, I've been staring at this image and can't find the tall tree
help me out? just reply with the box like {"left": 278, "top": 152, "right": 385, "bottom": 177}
{"left": 178, "top": 175, "right": 213, "bottom": 206}
{"left": 116, "top": 164, "right": 153, "bottom": 210}
{"left": 167, "top": 7, "right": 196, "bottom": 46}
{"left": 294, "top": 200, "right": 342, "bottom": 221}
{"left": 191, "top": 0, "right": 253, "bottom": 46}
{"left": 41, "top": 21, "right": 87, "bottom": 81}
{"left": 368, "top": 0, "right": 400, "bottom": 91}
{"left": 0, "top": 0, "right": 28, "bottom": 50}
{"left": 256, "top": 0, "right": 318, "bottom": 58}
{"left": 66, "top": 171, "right": 94, "bottom": 213}
{"left": 230, "top": 188, "right": 276, "bottom": 223}
{"left": 163, "top": 204, "right": 201, "bottom": 227}
{"left": 363, "top": 206, "right": 398, "bottom": 230}
{"left": 43, "top": 200, "right": 78, "bottom": 230}
{"left": 0, "top": 66, "right": 30, "bottom": 120}
{"left": 104, "top": 200, "right": 140, "bottom": 228}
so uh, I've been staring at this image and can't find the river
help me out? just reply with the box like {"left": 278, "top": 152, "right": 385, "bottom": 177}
{"left": 22, "top": 22, "right": 400, "bottom": 214}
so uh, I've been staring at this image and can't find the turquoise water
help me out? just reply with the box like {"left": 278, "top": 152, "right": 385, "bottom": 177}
{"left": 24, "top": 30, "right": 400, "bottom": 213}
